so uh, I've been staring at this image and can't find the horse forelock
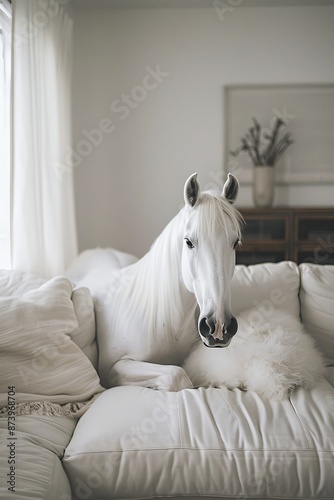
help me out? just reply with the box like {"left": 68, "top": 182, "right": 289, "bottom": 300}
{"left": 191, "top": 191, "right": 243, "bottom": 242}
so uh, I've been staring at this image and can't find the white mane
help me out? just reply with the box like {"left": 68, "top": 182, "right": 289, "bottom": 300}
{"left": 120, "top": 208, "right": 190, "bottom": 337}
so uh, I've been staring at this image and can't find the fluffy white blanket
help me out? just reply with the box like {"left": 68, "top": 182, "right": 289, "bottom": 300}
{"left": 183, "top": 309, "right": 325, "bottom": 400}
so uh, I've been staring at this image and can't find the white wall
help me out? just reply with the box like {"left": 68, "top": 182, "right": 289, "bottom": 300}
{"left": 72, "top": 5, "right": 334, "bottom": 257}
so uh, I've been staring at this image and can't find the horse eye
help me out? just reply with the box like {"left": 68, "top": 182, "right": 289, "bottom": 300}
{"left": 233, "top": 239, "right": 240, "bottom": 250}
{"left": 185, "top": 238, "right": 195, "bottom": 249}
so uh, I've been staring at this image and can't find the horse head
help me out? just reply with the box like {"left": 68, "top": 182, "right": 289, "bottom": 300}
{"left": 181, "top": 172, "right": 242, "bottom": 348}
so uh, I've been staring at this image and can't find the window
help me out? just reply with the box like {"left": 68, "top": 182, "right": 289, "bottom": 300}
{"left": 0, "top": 0, "right": 12, "bottom": 269}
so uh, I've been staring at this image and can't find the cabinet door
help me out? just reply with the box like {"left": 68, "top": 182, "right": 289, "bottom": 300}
{"left": 237, "top": 212, "right": 290, "bottom": 265}
{"left": 294, "top": 212, "right": 334, "bottom": 265}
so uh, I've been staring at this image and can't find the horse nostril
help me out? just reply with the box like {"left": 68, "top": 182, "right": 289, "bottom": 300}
{"left": 199, "top": 317, "right": 214, "bottom": 338}
{"left": 225, "top": 316, "right": 238, "bottom": 337}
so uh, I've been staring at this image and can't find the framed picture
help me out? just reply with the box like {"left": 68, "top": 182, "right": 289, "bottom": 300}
{"left": 223, "top": 84, "right": 334, "bottom": 185}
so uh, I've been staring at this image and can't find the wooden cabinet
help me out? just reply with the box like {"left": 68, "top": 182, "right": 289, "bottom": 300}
{"left": 236, "top": 207, "right": 334, "bottom": 266}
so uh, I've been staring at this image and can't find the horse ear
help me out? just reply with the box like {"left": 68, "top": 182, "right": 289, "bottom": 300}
{"left": 222, "top": 173, "right": 239, "bottom": 204}
{"left": 184, "top": 173, "right": 200, "bottom": 208}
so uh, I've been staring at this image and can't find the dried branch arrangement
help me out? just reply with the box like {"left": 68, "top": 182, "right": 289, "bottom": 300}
{"left": 230, "top": 117, "right": 294, "bottom": 167}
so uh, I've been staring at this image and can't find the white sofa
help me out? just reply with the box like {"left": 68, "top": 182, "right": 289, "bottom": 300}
{"left": 1, "top": 256, "right": 334, "bottom": 500}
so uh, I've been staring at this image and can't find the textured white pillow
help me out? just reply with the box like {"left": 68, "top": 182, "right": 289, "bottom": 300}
{"left": 0, "top": 269, "right": 99, "bottom": 371}
{"left": 0, "top": 275, "right": 104, "bottom": 407}
{"left": 300, "top": 264, "right": 334, "bottom": 365}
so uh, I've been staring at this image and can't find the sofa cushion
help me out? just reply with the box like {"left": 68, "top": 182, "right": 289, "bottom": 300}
{"left": 65, "top": 247, "right": 138, "bottom": 296}
{"left": 232, "top": 261, "right": 300, "bottom": 318}
{"left": 0, "top": 414, "right": 75, "bottom": 499}
{"left": 299, "top": 263, "right": 334, "bottom": 365}
{"left": 0, "top": 269, "right": 98, "bottom": 368}
{"left": 0, "top": 274, "right": 104, "bottom": 407}
{"left": 0, "top": 268, "right": 45, "bottom": 294}
{"left": 71, "top": 287, "right": 98, "bottom": 370}
{"left": 63, "top": 383, "right": 334, "bottom": 499}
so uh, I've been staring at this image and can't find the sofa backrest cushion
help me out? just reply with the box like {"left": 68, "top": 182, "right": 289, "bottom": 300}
{"left": 299, "top": 264, "right": 334, "bottom": 365}
{"left": 232, "top": 261, "right": 300, "bottom": 319}
{"left": 0, "top": 268, "right": 45, "bottom": 294}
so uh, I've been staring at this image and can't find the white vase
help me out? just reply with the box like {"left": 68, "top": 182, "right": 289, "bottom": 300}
{"left": 253, "top": 165, "right": 275, "bottom": 208}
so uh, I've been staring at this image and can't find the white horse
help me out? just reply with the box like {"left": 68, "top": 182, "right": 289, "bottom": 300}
{"left": 68, "top": 173, "right": 242, "bottom": 391}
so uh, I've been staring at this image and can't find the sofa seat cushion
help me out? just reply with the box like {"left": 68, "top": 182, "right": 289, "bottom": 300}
{"left": 63, "top": 383, "right": 334, "bottom": 499}
{"left": 299, "top": 263, "right": 334, "bottom": 365}
{"left": 0, "top": 414, "right": 76, "bottom": 499}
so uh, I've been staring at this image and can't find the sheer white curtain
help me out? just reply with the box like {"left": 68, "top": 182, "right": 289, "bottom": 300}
{"left": 11, "top": 0, "right": 77, "bottom": 277}
{"left": 0, "top": 0, "right": 12, "bottom": 270}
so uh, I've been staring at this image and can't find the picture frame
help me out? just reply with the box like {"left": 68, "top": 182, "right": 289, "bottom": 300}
{"left": 223, "top": 84, "right": 334, "bottom": 185}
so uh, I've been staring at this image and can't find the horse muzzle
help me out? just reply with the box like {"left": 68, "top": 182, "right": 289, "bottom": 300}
{"left": 199, "top": 315, "right": 238, "bottom": 348}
